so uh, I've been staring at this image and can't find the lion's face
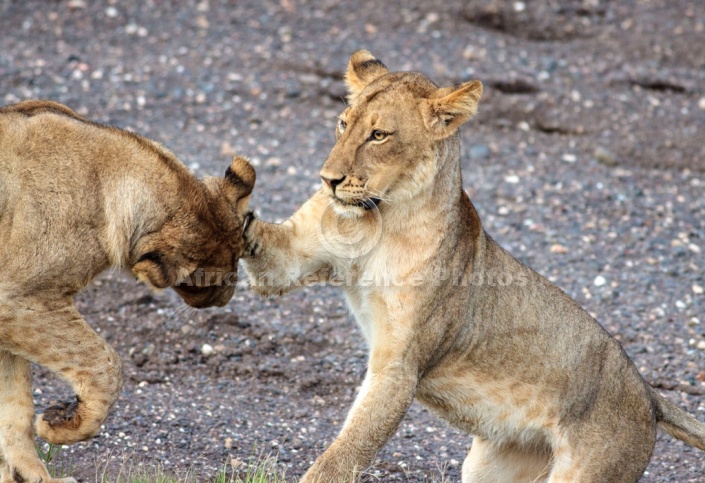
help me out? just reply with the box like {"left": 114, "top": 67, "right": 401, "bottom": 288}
{"left": 132, "top": 156, "right": 255, "bottom": 308}
{"left": 319, "top": 51, "right": 482, "bottom": 217}
{"left": 171, "top": 240, "right": 239, "bottom": 309}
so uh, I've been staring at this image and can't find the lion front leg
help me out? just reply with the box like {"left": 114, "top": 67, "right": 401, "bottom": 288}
{"left": 242, "top": 191, "right": 334, "bottom": 297}
{"left": 301, "top": 354, "right": 418, "bottom": 482}
{"left": 0, "top": 350, "right": 77, "bottom": 483}
{"left": 0, "top": 299, "right": 122, "bottom": 446}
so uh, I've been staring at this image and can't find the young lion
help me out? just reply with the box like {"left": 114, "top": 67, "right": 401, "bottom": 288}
{"left": 241, "top": 52, "right": 705, "bottom": 482}
{"left": 0, "top": 101, "right": 255, "bottom": 483}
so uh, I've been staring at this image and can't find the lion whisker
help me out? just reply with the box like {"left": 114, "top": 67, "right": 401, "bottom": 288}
{"left": 366, "top": 188, "right": 394, "bottom": 204}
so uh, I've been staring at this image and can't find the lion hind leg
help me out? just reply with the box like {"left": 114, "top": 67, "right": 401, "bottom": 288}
{"left": 0, "top": 300, "right": 122, "bottom": 445}
{"left": 462, "top": 438, "right": 551, "bottom": 483}
{"left": 546, "top": 432, "right": 653, "bottom": 483}
{"left": 0, "top": 351, "right": 77, "bottom": 483}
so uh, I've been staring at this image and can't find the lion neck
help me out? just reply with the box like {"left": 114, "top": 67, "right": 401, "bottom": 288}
{"left": 380, "top": 134, "right": 467, "bottom": 234}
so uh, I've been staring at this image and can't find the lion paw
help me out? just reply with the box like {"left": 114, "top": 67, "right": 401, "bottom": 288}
{"left": 0, "top": 456, "right": 77, "bottom": 483}
{"left": 42, "top": 398, "right": 80, "bottom": 427}
{"left": 35, "top": 396, "right": 98, "bottom": 445}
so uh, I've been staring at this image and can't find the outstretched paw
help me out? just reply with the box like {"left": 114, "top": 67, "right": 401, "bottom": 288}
{"left": 242, "top": 211, "right": 262, "bottom": 257}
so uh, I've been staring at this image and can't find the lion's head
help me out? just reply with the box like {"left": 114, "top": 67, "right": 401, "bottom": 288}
{"left": 319, "top": 50, "right": 482, "bottom": 217}
{"left": 131, "top": 156, "right": 256, "bottom": 308}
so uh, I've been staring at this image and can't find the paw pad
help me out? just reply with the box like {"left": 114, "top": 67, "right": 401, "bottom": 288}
{"left": 42, "top": 397, "right": 80, "bottom": 428}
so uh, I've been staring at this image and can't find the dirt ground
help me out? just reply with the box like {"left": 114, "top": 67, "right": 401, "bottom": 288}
{"left": 1, "top": 0, "right": 704, "bottom": 481}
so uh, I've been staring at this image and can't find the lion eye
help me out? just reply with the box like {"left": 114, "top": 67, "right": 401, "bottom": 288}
{"left": 372, "top": 130, "right": 387, "bottom": 141}
{"left": 338, "top": 119, "right": 347, "bottom": 133}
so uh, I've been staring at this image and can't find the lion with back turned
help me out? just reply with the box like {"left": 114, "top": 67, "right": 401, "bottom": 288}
{"left": 0, "top": 101, "right": 255, "bottom": 483}
{"left": 241, "top": 51, "right": 705, "bottom": 482}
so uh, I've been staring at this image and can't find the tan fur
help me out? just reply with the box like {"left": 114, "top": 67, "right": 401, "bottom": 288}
{"left": 0, "top": 101, "right": 255, "bottom": 483}
{"left": 241, "top": 52, "right": 705, "bottom": 482}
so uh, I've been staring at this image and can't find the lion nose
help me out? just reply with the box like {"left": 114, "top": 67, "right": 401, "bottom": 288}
{"left": 321, "top": 175, "right": 345, "bottom": 193}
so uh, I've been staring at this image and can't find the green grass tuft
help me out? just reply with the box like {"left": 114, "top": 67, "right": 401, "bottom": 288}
{"left": 36, "top": 442, "right": 74, "bottom": 479}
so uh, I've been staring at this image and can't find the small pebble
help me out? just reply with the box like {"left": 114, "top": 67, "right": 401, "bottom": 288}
{"left": 504, "top": 175, "right": 520, "bottom": 184}
{"left": 694, "top": 284, "right": 704, "bottom": 295}
{"left": 550, "top": 244, "right": 569, "bottom": 254}
{"left": 594, "top": 275, "right": 607, "bottom": 287}
{"left": 562, "top": 153, "right": 577, "bottom": 163}
{"left": 67, "top": 0, "right": 87, "bottom": 9}
{"left": 220, "top": 142, "right": 236, "bottom": 156}
{"left": 594, "top": 146, "right": 618, "bottom": 166}
{"left": 201, "top": 344, "right": 214, "bottom": 356}
{"left": 698, "top": 341, "right": 705, "bottom": 350}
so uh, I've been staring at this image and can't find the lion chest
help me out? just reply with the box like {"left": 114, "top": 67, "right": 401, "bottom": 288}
{"left": 341, "top": 259, "right": 425, "bottom": 345}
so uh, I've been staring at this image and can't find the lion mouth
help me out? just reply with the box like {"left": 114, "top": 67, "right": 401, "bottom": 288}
{"left": 333, "top": 196, "right": 381, "bottom": 210}
{"left": 356, "top": 198, "right": 381, "bottom": 210}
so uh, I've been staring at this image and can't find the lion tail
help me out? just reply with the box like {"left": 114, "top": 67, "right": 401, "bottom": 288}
{"left": 651, "top": 386, "right": 705, "bottom": 450}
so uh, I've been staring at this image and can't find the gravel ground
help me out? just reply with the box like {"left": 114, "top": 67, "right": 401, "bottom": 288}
{"left": 1, "top": 0, "right": 704, "bottom": 481}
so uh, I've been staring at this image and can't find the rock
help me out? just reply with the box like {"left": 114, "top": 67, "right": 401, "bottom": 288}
{"left": 284, "top": 79, "right": 301, "bottom": 98}
{"left": 593, "top": 275, "right": 607, "bottom": 287}
{"left": 201, "top": 344, "right": 214, "bottom": 356}
{"left": 220, "top": 142, "right": 236, "bottom": 156}
{"left": 550, "top": 244, "right": 569, "bottom": 254}
{"left": 594, "top": 146, "right": 618, "bottom": 166}
{"left": 697, "top": 341, "right": 705, "bottom": 350}
{"left": 693, "top": 284, "right": 704, "bottom": 295}
{"left": 67, "top": 0, "right": 87, "bottom": 9}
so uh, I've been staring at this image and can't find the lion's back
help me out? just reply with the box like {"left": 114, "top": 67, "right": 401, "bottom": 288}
{"left": 0, "top": 102, "right": 126, "bottom": 290}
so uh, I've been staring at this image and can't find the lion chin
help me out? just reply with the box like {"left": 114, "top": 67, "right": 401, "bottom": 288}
{"left": 330, "top": 196, "right": 380, "bottom": 217}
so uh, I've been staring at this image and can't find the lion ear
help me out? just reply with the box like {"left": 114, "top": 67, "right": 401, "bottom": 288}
{"left": 422, "top": 80, "right": 483, "bottom": 139}
{"left": 223, "top": 156, "right": 256, "bottom": 213}
{"left": 345, "top": 50, "right": 389, "bottom": 101}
